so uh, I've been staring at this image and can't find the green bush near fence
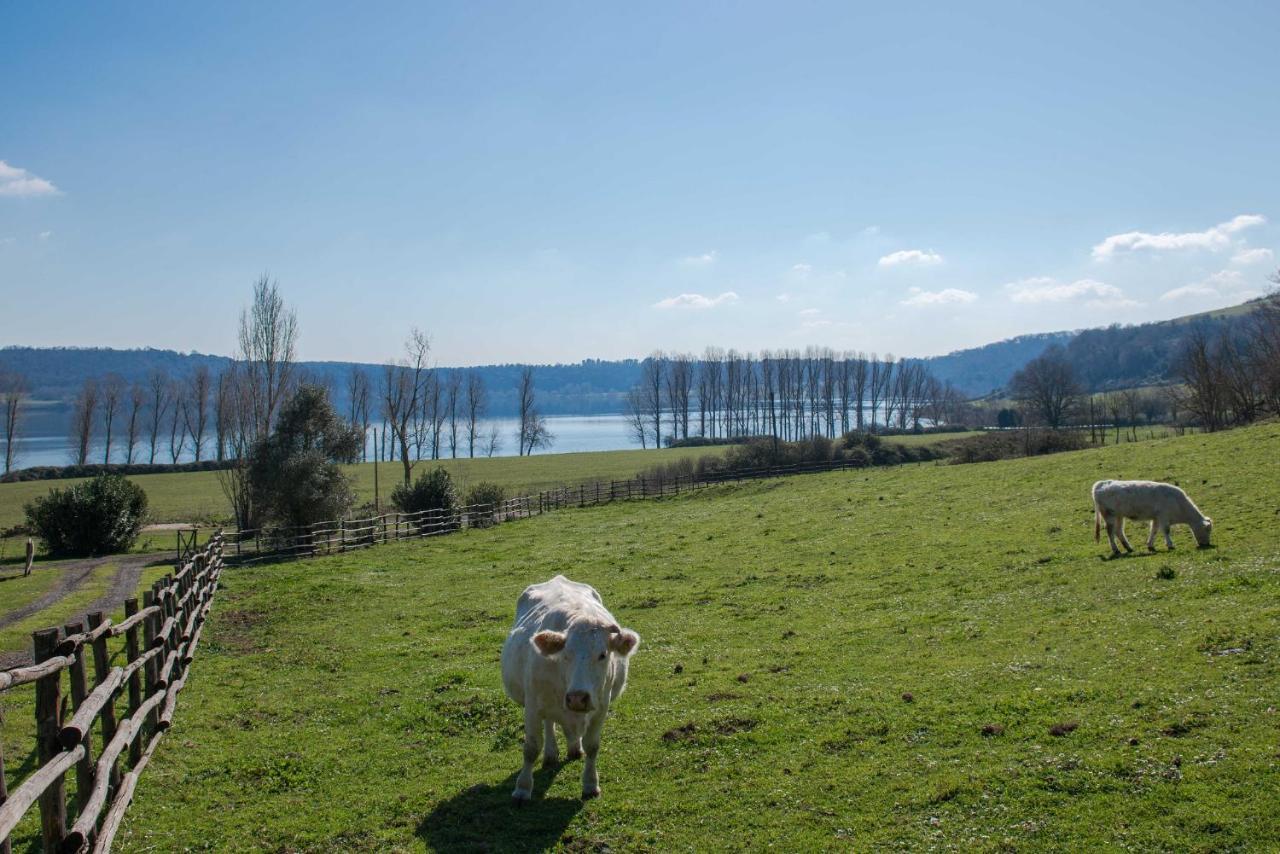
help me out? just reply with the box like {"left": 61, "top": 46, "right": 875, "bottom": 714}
{"left": 23, "top": 474, "right": 149, "bottom": 557}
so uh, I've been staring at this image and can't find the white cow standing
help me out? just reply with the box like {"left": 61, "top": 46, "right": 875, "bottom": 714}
{"left": 1092, "top": 479, "right": 1212, "bottom": 555}
{"left": 501, "top": 575, "right": 640, "bottom": 803}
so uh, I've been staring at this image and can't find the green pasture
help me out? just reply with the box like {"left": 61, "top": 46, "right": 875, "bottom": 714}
{"left": 104, "top": 422, "right": 1280, "bottom": 851}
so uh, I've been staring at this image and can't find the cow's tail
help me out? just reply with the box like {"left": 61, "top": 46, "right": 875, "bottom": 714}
{"left": 1094, "top": 509, "right": 1101, "bottom": 542}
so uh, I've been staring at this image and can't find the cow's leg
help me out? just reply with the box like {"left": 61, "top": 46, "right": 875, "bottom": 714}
{"left": 542, "top": 719, "right": 559, "bottom": 766}
{"left": 563, "top": 721, "right": 584, "bottom": 761}
{"left": 1163, "top": 523, "right": 1175, "bottom": 550}
{"left": 513, "top": 707, "right": 542, "bottom": 803}
{"left": 1146, "top": 520, "right": 1158, "bottom": 551}
{"left": 580, "top": 714, "right": 606, "bottom": 799}
{"left": 1104, "top": 515, "right": 1121, "bottom": 556}
{"left": 1117, "top": 518, "right": 1133, "bottom": 552}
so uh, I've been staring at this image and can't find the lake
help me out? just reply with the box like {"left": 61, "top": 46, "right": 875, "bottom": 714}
{"left": 9, "top": 414, "right": 642, "bottom": 470}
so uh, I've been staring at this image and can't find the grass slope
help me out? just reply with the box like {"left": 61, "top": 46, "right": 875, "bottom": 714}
{"left": 99, "top": 423, "right": 1280, "bottom": 850}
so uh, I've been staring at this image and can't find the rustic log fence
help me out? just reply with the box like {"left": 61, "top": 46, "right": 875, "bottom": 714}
{"left": 225, "top": 454, "right": 874, "bottom": 563}
{"left": 0, "top": 533, "right": 225, "bottom": 853}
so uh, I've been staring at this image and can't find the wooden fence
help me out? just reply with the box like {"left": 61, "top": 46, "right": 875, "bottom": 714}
{"left": 0, "top": 533, "right": 225, "bottom": 853}
{"left": 225, "top": 455, "right": 873, "bottom": 563}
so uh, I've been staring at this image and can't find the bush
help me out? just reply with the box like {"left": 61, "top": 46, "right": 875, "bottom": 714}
{"left": 943, "top": 429, "right": 1088, "bottom": 464}
{"left": 392, "top": 467, "right": 460, "bottom": 530}
{"left": 24, "top": 474, "right": 148, "bottom": 556}
{"left": 463, "top": 482, "right": 506, "bottom": 528}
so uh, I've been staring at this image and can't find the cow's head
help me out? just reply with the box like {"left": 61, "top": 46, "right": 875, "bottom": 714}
{"left": 532, "top": 621, "right": 640, "bottom": 713}
{"left": 1193, "top": 515, "right": 1212, "bottom": 547}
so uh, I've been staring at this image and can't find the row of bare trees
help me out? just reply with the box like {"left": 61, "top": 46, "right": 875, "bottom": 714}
{"left": 1176, "top": 285, "right": 1280, "bottom": 431}
{"left": 625, "top": 348, "right": 966, "bottom": 448}
{"left": 60, "top": 365, "right": 236, "bottom": 467}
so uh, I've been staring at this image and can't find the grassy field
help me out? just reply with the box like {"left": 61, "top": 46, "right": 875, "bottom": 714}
{"left": 0, "top": 446, "right": 741, "bottom": 532}
{"left": 0, "top": 436, "right": 972, "bottom": 535}
{"left": 106, "top": 422, "right": 1280, "bottom": 851}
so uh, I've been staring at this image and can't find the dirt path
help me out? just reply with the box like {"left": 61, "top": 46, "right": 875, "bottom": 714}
{"left": 0, "top": 553, "right": 168, "bottom": 668}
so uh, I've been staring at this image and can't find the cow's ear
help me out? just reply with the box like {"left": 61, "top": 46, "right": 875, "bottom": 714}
{"left": 608, "top": 628, "right": 640, "bottom": 656}
{"left": 532, "top": 630, "right": 567, "bottom": 656}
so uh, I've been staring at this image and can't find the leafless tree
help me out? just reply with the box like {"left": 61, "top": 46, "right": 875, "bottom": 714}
{"left": 1175, "top": 327, "right": 1227, "bottom": 432}
{"left": 625, "top": 387, "right": 650, "bottom": 449}
{"left": 1, "top": 370, "right": 29, "bottom": 474}
{"left": 69, "top": 378, "right": 99, "bottom": 465}
{"left": 665, "top": 353, "right": 693, "bottom": 441}
{"left": 1009, "top": 345, "right": 1081, "bottom": 429}
{"left": 183, "top": 365, "right": 211, "bottom": 461}
{"left": 382, "top": 329, "right": 431, "bottom": 485}
{"left": 464, "top": 371, "right": 486, "bottom": 458}
{"left": 516, "top": 367, "right": 554, "bottom": 455}
{"left": 347, "top": 367, "right": 372, "bottom": 462}
{"left": 146, "top": 369, "right": 170, "bottom": 464}
{"left": 214, "top": 369, "right": 234, "bottom": 461}
{"left": 167, "top": 378, "right": 186, "bottom": 463}
{"left": 99, "top": 374, "right": 125, "bottom": 464}
{"left": 483, "top": 423, "right": 503, "bottom": 458}
{"left": 124, "top": 383, "right": 145, "bottom": 464}
{"left": 238, "top": 275, "right": 298, "bottom": 440}
{"left": 639, "top": 353, "right": 665, "bottom": 447}
{"left": 446, "top": 372, "right": 462, "bottom": 458}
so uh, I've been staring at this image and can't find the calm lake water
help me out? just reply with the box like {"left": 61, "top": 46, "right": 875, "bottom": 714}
{"left": 11, "top": 414, "right": 641, "bottom": 470}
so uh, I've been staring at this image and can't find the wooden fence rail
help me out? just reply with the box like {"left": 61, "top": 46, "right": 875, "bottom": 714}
{"left": 223, "top": 454, "right": 870, "bottom": 564}
{"left": 0, "top": 533, "right": 225, "bottom": 853}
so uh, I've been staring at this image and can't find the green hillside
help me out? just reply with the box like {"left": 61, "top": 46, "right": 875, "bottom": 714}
{"left": 107, "top": 422, "right": 1279, "bottom": 851}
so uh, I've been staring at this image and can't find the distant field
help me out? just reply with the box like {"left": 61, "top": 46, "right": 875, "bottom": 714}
{"left": 105, "top": 422, "right": 1280, "bottom": 851}
{"left": 0, "top": 446, "right": 738, "bottom": 531}
{"left": 0, "top": 436, "right": 978, "bottom": 534}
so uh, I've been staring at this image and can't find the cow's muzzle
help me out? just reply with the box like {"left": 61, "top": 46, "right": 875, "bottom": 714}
{"left": 565, "top": 691, "right": 593, "bottom": 712}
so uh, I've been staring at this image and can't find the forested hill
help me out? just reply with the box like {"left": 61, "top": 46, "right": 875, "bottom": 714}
{"left": 0, "top": 299, "right": 1265, "bottom": 425}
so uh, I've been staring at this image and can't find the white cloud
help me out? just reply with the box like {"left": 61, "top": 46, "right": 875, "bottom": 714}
{"left": 791, "top": 263, "right": 812, "bottom": 275}
{"left": 1159, "top": 269, "right": 1259, "bottom": 303}
{"left": 797, "top": 308, "right": 821, "bottom": 317}
{"left": 1091, "top": 214, "right": 1265, "bottom": 260}
{"left": 879, "top": 249, "right": 943, "bottom": 268}
{"left": 805, "top": 231, "right": 830, "bottom": 243}
{"left": 0, "top": 161, "right": 60, "bottom": 197}
{"left": 1006, "top": 277, "right": 1134, "bottom": 306}
{"left": 776, "top": 293, "right": 792, "bottom": 303}
{"left": 38, "top": 230, "right": 52, "bottom": 240}
{"left": 1231, "top": 247, "right": 1274, "bottom": 266}
{"left": 680, "top": 250, "right": 718, "bottom": 266}
{"left": 653, "top": 291, "right": 739, "bottom": 310}
{"left": 901, "top": 287, "right": 978, "bottom": 306}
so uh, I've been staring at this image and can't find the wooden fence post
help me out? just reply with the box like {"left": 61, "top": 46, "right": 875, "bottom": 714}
{"left": 63, "top": 620, "right": 95, "bottom": 816}
{"left": 87, "top": 610, "right": 121, "bottom": 790}
{"left": 142, "top": 590, "right": 160, "bottom": 737}
{"left": 124, "top": 599, "right": 142, "bottom": 767}
{"left": 33, "top": 627, "right": 66, "bottom": 852}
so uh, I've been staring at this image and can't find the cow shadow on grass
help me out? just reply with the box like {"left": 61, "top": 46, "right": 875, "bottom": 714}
{"left": 417, "top": 765, "right": 583, "bottom": 852}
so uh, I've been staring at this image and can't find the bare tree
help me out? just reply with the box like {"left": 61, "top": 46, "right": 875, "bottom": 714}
{"left": 124, "top": 383, "right": 145, "bottom": 464}
{"left": 69, "top": 378, "right": 99, "bottom": 465}
{"left": 167, "top": 378, "right": 186, "bottom": 463}
{"left": 214, "top": 369, "right": 234, "bottom": 461}
{"left": 382, "top": 329, "right": 430, "bottom": 485}
{"left": 483, "top": 423, "right": 503, "bottom": 458}
{"left": 665, "top": 353, "right": 693, "bottom": 441}
{"left": 464, "top": 371, "right": 486, "bottom": 458}
{"left": 1009, "top": 345, "right": 1081, "bottom": 429}
{"left": 347, "top": 367, "right": 372, "bottom": 462}
{"left": 625, "top": 387, "right": 650, "bottom": 449}
{"left": 238, "top": 275, "right": 298, "bottom": 439}
{"left": 183, "top": 365, "right": 211, "bottom": 461}
{"left": 146, "top": 369, "right": 170, "bottom": 464}
{"left": 1176, "top": 327, "right": 1227, "bottom": 432}
{"left": 1, "top": 370, "right": 29, "bottom": 474}
{"left": 446, "top": 372, "right": 462, "bottom": 458}
{"left": 100, "top": 374, "right": 125, "bottom": 464}
{"left": 640, "top": 353, "right": 665, "bottom": 448}
{"left": 516, "top": 367, "right": 554, "bottom": 455}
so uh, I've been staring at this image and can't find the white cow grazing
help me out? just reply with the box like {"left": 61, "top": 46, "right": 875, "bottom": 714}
{"left": 1092, "top": 479, "right": 1212, "bottom": 555}
{"left": 501, "top": 575, "right": 640, "bottom": 803}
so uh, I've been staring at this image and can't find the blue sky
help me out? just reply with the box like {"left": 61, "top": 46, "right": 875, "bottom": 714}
{"left": 2, "top": 1, "right": 1278, "bottom": 365}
